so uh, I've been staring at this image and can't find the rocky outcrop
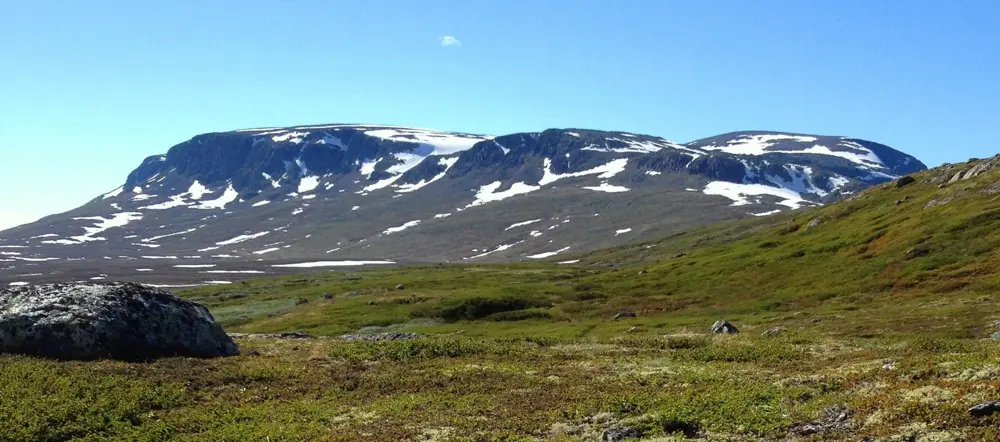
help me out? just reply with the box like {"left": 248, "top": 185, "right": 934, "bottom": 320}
{"left": 711, "top": 319, "right": 739, "bottom": 334}
{"left": 0, "top": 282, "right": 238, "bottom": 360}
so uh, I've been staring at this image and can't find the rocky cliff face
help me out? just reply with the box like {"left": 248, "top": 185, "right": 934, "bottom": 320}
{"left": 0, "top": 124, "right": 925, "bottom": 286}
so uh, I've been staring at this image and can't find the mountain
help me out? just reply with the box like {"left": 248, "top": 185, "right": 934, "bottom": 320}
{"left": 0, "top": 124, "right": 925, "bottom": 286}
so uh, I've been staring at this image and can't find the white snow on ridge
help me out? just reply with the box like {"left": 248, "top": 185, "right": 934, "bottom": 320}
{"left": 102, "top": 186, "right": 124, "bottom": 199}
{"left": 583, "top": 183, "right": 630, "bottom": 193}
{"left": 527, "top": 247, "right": 571, "bottom": 259}
{"left": 384, "top": 220, "right": 421, "bottom": 235}
{"left": 142, "top": 228, "right": 197, "bottom": 243}
{"left": 360, "top": 159, "right": 381, "bottom": 178}
{"left": 702, "top": 181, "right": 811, "bottom": 209}
{"left": 645, "top": 171, "right": 662, "bottom": 176}
{"left": 468, "top": 181, "right": 541, "bottom": 207}
{"left": 465, "top": 241, "right": 524, "bottom": 260}
{"left": 194, "top": 184, "right": 239, "bottom": 210}
{"left": 68, "top": 212, "right": 144, "bottom": 244}
{"left": 700, "top": 134, "right": 886, "bottom": 168}
{"left": 272, "top": 131, "right": 310, "bottom": 144}
{"left": 363, "top": 128, "right": 491, "bottom": 156}
{"left": 252, "top": 200, "right": 271, "bottom": 207}
{"left": 615, "top": 228, "right": 632, "bottom": 236}
{"left": 272, "top": 261, "right": 395, "bottom": 268}
{"left": 253, "top": 247, "right": 281, "bottom": 255}
{"left": 539, "top": 158, "right": 628, "bottom": 186}
{"left": 187, "top": 181, "right": 210, "bottom": 200}
{"left": 298, "top": 176, "right": 320, "bottom": 193}
{"left": 395, "top": 157, "right": 460, "bottom": 193}
{"left": 504, "top": 219, "right": 542, "bottom": 231}
{"left": 29, "top": 234, "right": 58, "bottom": 239}
{"left": 751, "top": 209, "right": 783, "bottom": 217}
{"left": 764, "top": 165, "right": 827, "bottom": 198}
{"left": 217, "top": 231, "right": 269, "bottom": 246}
{"left": 173, "top": 264, "right": 216, "bottom": 269}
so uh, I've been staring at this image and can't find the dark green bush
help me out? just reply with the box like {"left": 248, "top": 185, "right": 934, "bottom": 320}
{"left": 437, "top": 296, "right": 552, "bottom": 322}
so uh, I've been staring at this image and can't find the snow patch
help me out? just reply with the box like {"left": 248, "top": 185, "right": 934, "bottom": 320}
{"left": 272, "top": 261, "right": 395, "bottom": 268}
{"left": 539, "top": 158, "right": 628, "bottom": 186}
{"left": 504, "top": 219, "right": 542, "bottom": 231}
{"left": 384, "top": 220, "right": 421, "bottom": 235}
{"left": 615, "top": 228, "right": 633, "bottom": 236}
{"left": 702, "top": 181, "right": 811, "bottom": 209}
{"left": 217, "top": 231, "right": 269, "bottom": 246}
{"left": 583, "top": 183, "right": 630, "bottom": 193}
{"left": 468, "top": 181, "right": 540, "bottom": 207}
{"left": 527, "top": 247, "right": 571, "bottom": 259}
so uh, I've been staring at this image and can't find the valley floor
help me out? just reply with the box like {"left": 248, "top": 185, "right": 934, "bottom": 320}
{"left": 3, "top": 331, "right": 999, "bottom": 441}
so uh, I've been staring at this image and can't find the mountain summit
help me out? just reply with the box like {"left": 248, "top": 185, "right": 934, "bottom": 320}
{"left": 0, "top": 124, "right": 925, "bottom": 285}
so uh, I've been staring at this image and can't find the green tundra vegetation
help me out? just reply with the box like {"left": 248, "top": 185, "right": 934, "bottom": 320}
{"left": 3, "top": 157, "right": 1000, "bottom": 441}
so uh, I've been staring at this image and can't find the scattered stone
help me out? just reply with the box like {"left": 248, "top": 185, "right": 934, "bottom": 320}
{"left": 969, "top": 401, "right": 1000, "bottom": 418}
{"left": 396, "top": 284, "right": 405, "bottom": 290}
{"left": 613, "top": 311, "right": 637, "bottom": 320}
{"left": 811, "top": 318, "right": 822, "bottom": 323}
{"left": 925, "top": 197, "right": 954, "bottom": 209}
{"left": 762, "top": 328, "right": 784, "bottom": 336}
{"left": 228, "top": 332, "right": 315, "bottom": 340}
{"left": 711, "top": 319, "right": 739, "bottom": 334}
{"left": 601, "top": 426, "right": 642, "bottom": 442}
{"left": 339, "top": 332, "right": 422, "bottom": 342}
{"left": 806, "top": 216, "right": 825, "bottom": 229}
{"left": 990, "top": 331, "right": 1000, "bottom": 340}
{"left": 247, "top": 349, "right": 262, "bottom": 357}
{"left": 883, "top": 361, "right": 898, "bottom": 371}
{"left": 295, "top": 298, "right": 309, "bottom": 305}
{"left": 895, "top": 175, "right": 916, "bottom": 188}
{"left": 637, "top": 270, "right": 646, "bottom": 275}
{"left": 323, "top": 293, "right": 334, "bottom": 300}
{"left": 937, "top": 183, "right": 947, "bottom": 189}
{"left": 367, "top": 301, "right": 376, "bottom": 305}
{"left": 0, "top": 282, "right": 239, "bottom": 361}
{"left": 789, "top": 406, "right": 852, "bottom": 436}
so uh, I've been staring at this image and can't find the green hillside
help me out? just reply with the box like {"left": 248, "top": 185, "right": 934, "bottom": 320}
{"left": 4, "top": 157, "right": 1000, "bottom": 441}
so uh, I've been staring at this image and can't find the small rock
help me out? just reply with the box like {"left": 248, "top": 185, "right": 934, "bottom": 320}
{"left": 295, "top": 298, "right": 309, "bottom": 305}
{"left": 339, "top": 332, "right": 422, "bottom": 342}
{"left": 895, "top": 175, "right": 916, "bottom": 188}
{"left": 762, "top": 328, "right": 784, "bottom": 336}
{"left": 925, "top": 197, "right": 954, "bottom": 209}
{"left": 711, "top": 319, "right": 739, "bottom": 334}
{"left": 395, "top": 284, "right": 405, "bottom": 290}
{"left": 806, "top": 216, "right": 824, "bottom": 229}
{"left": 602, "top": 426, "right": 642, "bottom": 442}
{"left": 937, "top": 183, "right": 947, "bottom": 189}
{"left": 883, "top": 361, "right": 898, "bottom": 371}
{"left": 811, "top": 318, "right": 822, "bottom": 323}
{"left": 247, "top": 349, "right": 262, "bottom": 357}
{"left": 789, "top": 406, "right": 852, "bottom": 436}
{"left": 367, "top": 301, "right": 376, "bottom": 305}
{"left": 614, "top": 311, "right": 637, "bottom": 320}
{"left": 969, "top": 401, "right": 1000, "bottom": 418}
{"left": 637, "top": 270, "right": 646, "bottom": 275}
{"left": 990, "top": 331, "right": 1000, "bottom": 340}
{"left": 323, "top": 293, "right": 334, "bottom": 300}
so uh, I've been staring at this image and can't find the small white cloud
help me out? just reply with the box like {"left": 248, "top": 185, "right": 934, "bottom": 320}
{"left": 440, "top": 36, "right": 462, "bottom": 48}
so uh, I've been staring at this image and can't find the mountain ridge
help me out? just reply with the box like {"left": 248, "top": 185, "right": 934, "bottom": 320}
{"left": 0, "top": 124, "right": 926, "bottom": 287}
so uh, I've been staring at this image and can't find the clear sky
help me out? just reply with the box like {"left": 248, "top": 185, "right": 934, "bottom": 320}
{"left": 2, "top": 0, "right": 998, "bottom": 230}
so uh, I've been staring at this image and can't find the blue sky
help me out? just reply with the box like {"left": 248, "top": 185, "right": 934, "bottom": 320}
{"left": 1, "top": 0, "right": 998, "bottom": 229}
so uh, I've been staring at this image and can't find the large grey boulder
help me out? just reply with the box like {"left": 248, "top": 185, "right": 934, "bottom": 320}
{"left": 0, "top": 282, "right": 239, "bottom": 360}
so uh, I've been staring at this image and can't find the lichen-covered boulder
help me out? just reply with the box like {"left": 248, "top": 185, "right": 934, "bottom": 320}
{"left": 0, "top": 282, "right": 239, "bottom": 360}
